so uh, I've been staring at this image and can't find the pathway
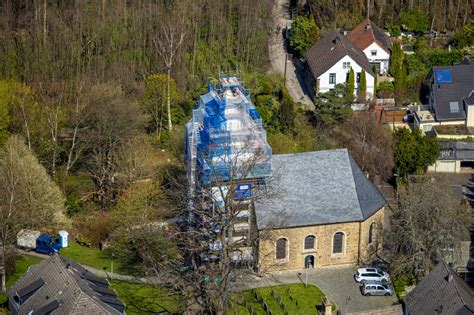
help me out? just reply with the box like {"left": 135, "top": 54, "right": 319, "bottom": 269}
{"left": 269, "top": 0, "right": 313, "bottom": 109}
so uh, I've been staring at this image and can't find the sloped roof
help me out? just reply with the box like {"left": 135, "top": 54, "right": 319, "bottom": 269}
{"left": 305, "top": 30, "right": 374, "bottom": 80}
{"left": 404, "top": 261, "right": 474, "bottom": 315}
{"left": 7, "top": 255, "right": 124, "bottom": 315}
{"left": 255, "top": 149, "right": 385, "bottom": 229}
{"left": 431, "top": 61, "right": 474, "bottom": 121}
{"left": 348, "top": 19, "right": 391, "bottom": 53}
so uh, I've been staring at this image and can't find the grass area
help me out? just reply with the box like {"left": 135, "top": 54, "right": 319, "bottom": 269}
{"left": 393, "top": 275, "right": 415, "bottom": 302}
{"left": 110, "top": 280, "right": 184, "bottom": 315}
{"left": 60, "top": 239, "right": 120, "bottom": 272}
{"left": 0, "top": 255, "right": 43, "bottom": 305}
{"left": 229, "top": 283, "right": 335, "bottom": 315}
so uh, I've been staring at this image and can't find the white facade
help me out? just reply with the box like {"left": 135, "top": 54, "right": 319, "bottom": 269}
{"left": 362, "top": 42, "right": 390, "bottom": 74}
{"left": 318, "top": 55, "right": 375, "bottom": 99}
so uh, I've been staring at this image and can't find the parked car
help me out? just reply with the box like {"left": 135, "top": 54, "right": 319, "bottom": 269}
{"left": 35, "top": 234, "right": 62, "bottom": 255}
{"left": 361, "top": 280, "right": 394, "bottom": 296}
{"left": 354, "top": 267, "right": 390, "bottom": 283}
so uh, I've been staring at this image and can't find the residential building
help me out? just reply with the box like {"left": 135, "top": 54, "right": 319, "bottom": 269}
{"left": 304, "top": 30, "right": 375, "bottom": 100}
{"left": 347, "top": 19, "right": 391, "bottom": 74}
{"left": 414, "top": 59, "right": 474, "bottom": 135}
{"left": 404, "top": 261, "right": 474, "bottom": 315}
{"left": 7, "top": 255, "right": 125, "bottom": 315}
{"left": 255, "top": 149, "right": 385, "bottom": 271}
{"left": 409, "top": 60, "right": 474, "bottom": 173}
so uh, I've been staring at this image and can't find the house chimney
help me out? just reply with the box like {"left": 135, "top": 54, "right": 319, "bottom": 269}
{"left": 447, "top": 273, "right": 453, "bottom": 282}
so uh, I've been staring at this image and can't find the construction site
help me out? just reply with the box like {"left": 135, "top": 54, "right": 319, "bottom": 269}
{"left": 184, "top": 75, "right": 272, "bottom": 263}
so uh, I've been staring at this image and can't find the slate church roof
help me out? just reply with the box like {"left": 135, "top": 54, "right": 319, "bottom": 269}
{"left": 404, "top": 261, "right": 474, "bottom": 315}
{"left": 347, "top": 18, "right": 391, "bottom": 53}
{"left": 255, "top": 149, "right": 385, "bottom": 229}
{"left": 7, "top": 255, "right": 124, "bottom": 315}
{"left": 305, "top": 30, "right": 374, "bottom": 80}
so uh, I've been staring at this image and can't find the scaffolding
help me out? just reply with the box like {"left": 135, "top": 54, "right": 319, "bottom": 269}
{"left": 185, "top": 75, "right": 272, "bottom": 191}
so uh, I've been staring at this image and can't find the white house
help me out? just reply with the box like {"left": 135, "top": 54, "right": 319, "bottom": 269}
{"left": 348, "top": 19, "right": 391, "bottom": 74}
{"left": 304, "top": 30, "right": 375, "bottom": 100}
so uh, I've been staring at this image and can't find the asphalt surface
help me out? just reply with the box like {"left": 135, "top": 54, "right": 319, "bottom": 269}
{"left": 269, "top": 0, "right": 314, "bottom": 109}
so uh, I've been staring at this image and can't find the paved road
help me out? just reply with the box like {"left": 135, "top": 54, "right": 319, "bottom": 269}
{"left": 269, "top": 0, "right": 314, "bottom": 109}
{"left": 234, "top": 267, "right": 398, "bottom": 314}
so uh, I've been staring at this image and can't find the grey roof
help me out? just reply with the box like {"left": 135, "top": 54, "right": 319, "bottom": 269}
{"left": 431, "top": 62, "right": 474, "bottom": 121}
{"left": 439, "top": 140, "right": 474, "bottom": 161}
{"left": 465, "top": 93, "right": 474, "bottom": 106}
{"left": 305, "top": 30, "right": 374, "bottom": 80}
{"left": 7, "top": 255, "right": 124, "bottom": 315}
{"left": 255, "top": 149, "right": 385, "bottom": 229}
{"left": 404, "top": 261, "right": 474, "bottom": 315}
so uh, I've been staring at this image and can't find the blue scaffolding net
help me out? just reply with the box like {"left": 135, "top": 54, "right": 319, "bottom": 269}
{"left": 185, "top": 76, "right": 272, "bottom": 189}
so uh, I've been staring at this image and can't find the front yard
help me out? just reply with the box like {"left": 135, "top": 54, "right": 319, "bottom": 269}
{"left": 230, "top": 283, "right": 334, "bottom": 315}
{"left": 109, "top": 281, "right": 184, "bottom": 314}
{"left": 60, "top": 239, "right": 122, "bottom": 272}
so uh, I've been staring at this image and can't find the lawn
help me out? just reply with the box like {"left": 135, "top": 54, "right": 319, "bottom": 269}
{"left": 109, "top": 280, "right": 184, "bottom": 314}
{"left": 229, "top": 283, "right": 335, "bottom": 315}
{"left": 393, "top": 275, "right": 415, "bottom": 302}
{"left": 0, "top": 255, "right": 43, "bottom": 305}
{"left": 60, "top": 239, "right": 120, "bottom": 272}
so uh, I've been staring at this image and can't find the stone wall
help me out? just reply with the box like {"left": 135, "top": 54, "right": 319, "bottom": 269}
{"left": 258, "top": 208, "right": 385, "bottom": 272}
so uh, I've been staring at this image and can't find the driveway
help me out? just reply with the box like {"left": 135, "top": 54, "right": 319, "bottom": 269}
{"left": 269, "top": 0, "right": 313, "bottom": 109}
{"left": 234, "top": 266, "right": 399, "bottom": 314}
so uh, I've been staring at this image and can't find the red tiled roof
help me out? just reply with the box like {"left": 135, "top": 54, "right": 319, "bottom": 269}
{"left": 348, "top": 19, "right": 391, "bottom": 53}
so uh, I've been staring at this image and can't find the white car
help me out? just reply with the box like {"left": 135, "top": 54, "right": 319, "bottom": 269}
{"left": 355, "top": 267, "right": 390, "bottom": 283}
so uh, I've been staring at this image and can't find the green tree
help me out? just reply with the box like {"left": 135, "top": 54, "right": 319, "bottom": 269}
{"left": 358, "top": 70, "right": 367, "bottom": 102}
{"left": 393, "top": 128, "right": 439, "bottom": 178}
{"left": 313, "top": 84, "right": 352, "bottom": 127}
{"left": 394, "top": 61, "right": 408, "bottom": 104}
{"left": 385, "top": 23, "right": 401, "bottom": 37}
{"left": 346, "top": 67, "right": 355, "bottom": 101}
{"left": 427, "top": 49, "right": 463, "bottom": 66}
{"left": 279, "top": 88, "right": 296, "bottom": 133}
{"left": 373, "top": 65, "right": 378, "bottom": 93}
{"left": 400, "top": 8, "right": 429, "bottom": 33}
{"left": 453, "top": 21, "right": 474, "bottom": 49}
{"left": 289, "top": 15, "right": 320, "bottom": 57}
{"left": 389, "top": 43, "right": 403, "bottom": 78}
{"left": 0, "top": 135, "right": 65, "bottom": 291}
{"left": 141, "top": 74, "right": 182, "bottom": 139}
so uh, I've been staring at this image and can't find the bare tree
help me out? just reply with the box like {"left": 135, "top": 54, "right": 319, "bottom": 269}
{"left": 332, "top": 111, "right": 394, "bottom": 181}
{"left": 110, "top": 142, "right": 283, "bottom": 313}
{"left": 82, "top": 84, "right": 141, "bottom": 209}
{"left": 153, "top": 4, "right": 186, "bottom": 132}
{"left": 386, "top": 176, "right": 470, "bottom": 281}
{"left": 65, "top": 80, "right": 92, "bottom": 175}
